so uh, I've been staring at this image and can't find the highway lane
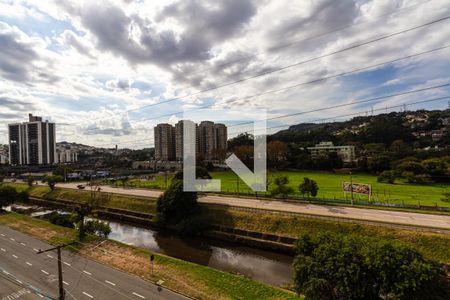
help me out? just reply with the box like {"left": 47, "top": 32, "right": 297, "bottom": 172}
{"left": 0, "top": 271, "right": 45, "bottom": 300}
{"left": 0, "top": 226, "right": 190, "bottom": 300}
{"left": 55, "top": 182, "right": 450, "bottom": 229}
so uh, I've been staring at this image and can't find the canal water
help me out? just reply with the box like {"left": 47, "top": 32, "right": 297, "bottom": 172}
{"left": 7, "top": 205, "right": 294, "bottom": 286}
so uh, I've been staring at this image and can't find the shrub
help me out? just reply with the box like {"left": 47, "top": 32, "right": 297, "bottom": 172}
{"left": 377, "top": 170, "right": 396, "bottom": 183}
{"left": 271, "top": 176, "right": 293, "bottom": 198}
{"left": 299, "top": 177, "right": 319, "bottom": 199}
{"left": 0, "top": 186, "right": 28, "bottom": 210}
{"left": 402, "top": 171, "right": 432, "bottom": 184}
{"left": 48, "top": 212, "right": 74, "bottom": 229}
{"left": 84, "top": 219, "right": 111, "bottom": 238}
{"left": 42, "top": 175, "right": 64, "bottom": 190}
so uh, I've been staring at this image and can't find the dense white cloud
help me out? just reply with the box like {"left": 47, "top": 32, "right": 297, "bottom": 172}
{"left": 0, "top": 0, "right": 449, "bottom": 148}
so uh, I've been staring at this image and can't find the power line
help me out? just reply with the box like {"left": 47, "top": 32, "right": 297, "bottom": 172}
{"left": 235, "top": 96, "right": 450, "bottom": 136}
{"left": 171, "top": 0, "right": 432, "bottom": 80}
{"left": 81, "top": 14, "right": 450, "bottom": 124}
{"left": 109, "top": 44, "right": 450, "bottom": 126}
{"left": 81, "top": 93, "right": 450, "bottom": 149}
{"left": 228, "top": 80, "right": 450, "bottom": 128}
{"left": 0, "top": 234, "right": 137, "bottom": 300}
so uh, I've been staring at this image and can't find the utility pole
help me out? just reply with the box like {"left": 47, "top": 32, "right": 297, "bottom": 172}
{"left": 349, "top": 171, "right": 354, "bottom": 206}
{"left": 37, "top": 243, "right": 74, "bottom": 300}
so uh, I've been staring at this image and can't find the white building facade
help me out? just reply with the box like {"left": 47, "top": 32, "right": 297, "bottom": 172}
{"left": 8, "top": 114, "right": 56, "bottom": 165}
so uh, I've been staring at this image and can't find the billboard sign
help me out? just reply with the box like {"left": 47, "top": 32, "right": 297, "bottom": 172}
{"left": 342, "top": 182, "right": 371, "bottom": 195}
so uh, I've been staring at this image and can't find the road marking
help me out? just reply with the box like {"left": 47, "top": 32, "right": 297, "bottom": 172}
{"left": 12, "top": 254, "right": 18, "bottom": 259}
{"left": 20, "top": 242, "right": 26, "bottom": 246}
{"left": 47, "top": 254, "right": 53, "bottom": 259}
{"left": 82, "top": 292, "right": 94, "bottom": 298}
{"left": 0, "top": 248, "right": 5, "bottom": 252}
{"left": 26, "top": 262, "right": 33, "bottom": 266}
{"left": 83, "top": 270, "right": 92, "bottom": 276}
{"left": 33, "top": 248, "right": 39, "bottom": 252}
{"left": 41, "top": 270, "right": 49, "bottom": 275}
{"left": 105, "top": 280, "right": 116, "bottom": 286}
{"left": 63, "top": 261, "right": 71, "bottom": 266}
{"left": 132, "top": 292, "right": 145, "bottom": 299}
{"left": 63, "top": 281, "right": 69, "bottom": 286}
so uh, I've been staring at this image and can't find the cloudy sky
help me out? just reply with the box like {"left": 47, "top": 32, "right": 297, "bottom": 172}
{"left": 1, "top": 0, "right": 450, "bottom": 148}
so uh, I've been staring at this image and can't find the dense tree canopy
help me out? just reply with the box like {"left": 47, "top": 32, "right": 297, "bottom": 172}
{"left": 293, "top": 233, "right": 447, "bottom": 300}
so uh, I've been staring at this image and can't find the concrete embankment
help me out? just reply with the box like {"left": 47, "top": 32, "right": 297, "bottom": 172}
{"left": 25, "top": 196, "right": 296, "bottom": 253}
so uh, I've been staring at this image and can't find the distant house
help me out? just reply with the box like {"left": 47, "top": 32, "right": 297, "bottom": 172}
{"left": 307, "top": 141, "right": 356, "bottom": 163}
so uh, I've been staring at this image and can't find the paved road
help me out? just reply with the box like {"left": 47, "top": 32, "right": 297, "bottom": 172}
{"left": 0, "top": 226, "right": 190, "bottom": 300}
{"left": 55, "top": 182, "right": 450, "bottom": 229}
{"left": 0, "top": 271, "right": 42, "bottom": 300}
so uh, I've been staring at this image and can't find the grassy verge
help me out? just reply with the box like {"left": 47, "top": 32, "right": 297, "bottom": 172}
{"left": 0, "top": 212, "right": 299, "bottom": 300}
{"left": 8, "top": 183, "right": 157, "bottom": 214}
{"left": 202, "top": 206, "right": 450, "bottom": 263}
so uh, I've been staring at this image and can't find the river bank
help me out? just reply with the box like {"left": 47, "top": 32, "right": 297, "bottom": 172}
{"left": 0, "top": 211, "right": 299, "bottom": 300}
{"left": 6, "top": 183, "right": 450, "bottom": 264}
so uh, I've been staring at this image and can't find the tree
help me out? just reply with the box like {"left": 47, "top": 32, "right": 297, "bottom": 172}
{"left": 156, "top": 180, "right": 202, "bottom": 235}
{"left": 0, "top": 186, "right": 28, "bottom": 210}
{"left": 293, "top": 233, "right": 447, "bottom": 300}
{"left": 53, "top": 164, "right": 73, "bottom": 179}
{"left": 43, "top": 175, "right": 63, "bottom": 190}
{"left": 367, "top": 154, "right": 392, "bottom": 173}
{"left": 0, "top": 186, "right": 17, "bottom": 210}
{"left": 73, "top": 181, "right": 104, "bottom": 240}
{"left": 173, "top": 167, "right": 211, "bottom": 180}
{"left": 119, "top": 177, "right": 129, "bottom": 188}
{"left": 233, "top": 145, "right": 254, "bottom": 170}
{"left": 84, "top": 220, "right": 111, "bottom": 238}
{"left": 267, "top": 140, "right": 288, "bottom": 169}
{"left": 377, "top": 170, "right": 396, "bottom": 184}
{"left": 270, "top": 176, "right": 293, "bottom": 198}
{"left": 299, "top": 177, "right": 319, "bottom": 199}
{"left": 422, "top": 158, "right": 448, "bottom": 177}
{"left": 27, "top": 177, "right": 34, "bottom": 187}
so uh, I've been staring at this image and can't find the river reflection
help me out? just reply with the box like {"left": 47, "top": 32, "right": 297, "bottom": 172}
{"left": 108, "top": 221, "right": 293, "bottom": 286}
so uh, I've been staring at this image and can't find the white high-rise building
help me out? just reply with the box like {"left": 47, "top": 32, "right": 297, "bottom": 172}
{"left": 8, "top": 114, "right": 56, "bottom": 165}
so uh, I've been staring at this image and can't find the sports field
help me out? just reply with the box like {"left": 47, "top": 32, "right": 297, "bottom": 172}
{"left": 127, "top": 170, "right": 450, "bottom": 208}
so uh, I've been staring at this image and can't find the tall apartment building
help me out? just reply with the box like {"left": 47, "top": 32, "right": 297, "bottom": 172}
{"left": 198, "top": 121, "right": 215, "bottom": 160}
{"left": 214, "top": 123, "right": 227, "bottom": 156}
{"left": 154, "top": 120, "right": 227, "bottom": 161}
{"left": 8, "top": 114, "right": 56, "bottom": 165}
{"left": 175, "top": 120, "right": 199, "bottom": 161}
{"left": 154, "top": 123, "right": 175, "bottom": 161}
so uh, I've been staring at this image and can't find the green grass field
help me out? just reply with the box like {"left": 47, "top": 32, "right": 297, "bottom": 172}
{"left": 126, "top": 170, "right": 450, "bottom": 208}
